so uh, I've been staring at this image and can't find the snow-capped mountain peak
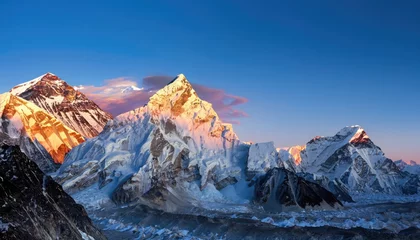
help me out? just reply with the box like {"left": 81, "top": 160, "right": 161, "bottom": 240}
{"left": 281, "top": 125, "right": 419, "bottom": 195}
{"left": 148, "top": 74, "right": 214, "bottom": 118}
{"left": 116, "top": 74, "right": 237, "bottom": 143}
{"left": 121, "top": 85, "right": 143, "bottom": 93}
{"left": 10, "top": 72, "right": 56, "bottom": 96}
{"left": 10, "top": 73, "right": 113, "bottom": 138}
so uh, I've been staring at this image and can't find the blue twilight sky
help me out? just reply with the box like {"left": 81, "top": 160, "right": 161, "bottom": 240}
{"left": 0, "top": 0, "right": 419, "bottom": 162}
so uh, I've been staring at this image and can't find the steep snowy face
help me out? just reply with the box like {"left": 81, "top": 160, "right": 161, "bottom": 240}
{"left": 57, "top": 74, "right": 249, "bottom": 213}
{"left": 283, "top": 125, "right": 419, "bottom": 194}
{"left": 10, "top": 73, "right": 113, "bottom": 138}
{"left": 247, "top": 142, "right": 281, "bottom": 179}
{"left": 0, "top": 93, "right": 84, "bottom": 164}
{"left": 299, "top": 126, "right": 364, "bottom": 171}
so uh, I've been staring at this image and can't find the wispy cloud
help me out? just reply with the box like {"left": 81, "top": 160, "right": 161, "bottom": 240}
{"left": 77, "top": 75, "right": 249, "bottom": 124}
{"left": 74, "top": 77, "right": 151, "bottom": 116}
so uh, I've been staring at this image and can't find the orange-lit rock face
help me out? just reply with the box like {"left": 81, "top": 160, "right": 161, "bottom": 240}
{"left": 350, "top": 129, "right": 371, "bottom": 145}
{"left": 1, "top": 94, "right": 85, "bottom": 163}
{"left": 288, "top": 145, "right": 306, "bottom": 165}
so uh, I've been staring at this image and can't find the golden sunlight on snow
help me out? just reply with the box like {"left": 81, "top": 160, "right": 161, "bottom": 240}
{"left": 288, "top": 145, "right": 306, "bottom": 165}
{"left": 1, "top": 93, "right": 85, "bottom": 163}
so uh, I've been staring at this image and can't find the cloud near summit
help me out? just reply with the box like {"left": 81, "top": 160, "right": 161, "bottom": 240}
{"left": 77, "top": 75, "right": 248, "bottom": 123}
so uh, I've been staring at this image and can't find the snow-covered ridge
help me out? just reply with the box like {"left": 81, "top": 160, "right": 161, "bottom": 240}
{"left": 10, "top": 72, "right": 55, "bottom": 96}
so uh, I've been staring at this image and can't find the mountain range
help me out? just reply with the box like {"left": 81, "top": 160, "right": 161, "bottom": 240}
{"left": 1, "top": 72, "right": 419, "bottom": 239}
{"left": 54, "top": 74, "right": 417, "bottom": 212}
{"left": 280, "top": 126, "right": 419, "bottom": 195}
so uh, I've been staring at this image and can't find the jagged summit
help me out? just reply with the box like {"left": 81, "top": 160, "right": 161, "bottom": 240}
{"left": 10, "top": 72, "right": 113, "bottom": 138}
{"left": 148, "top": 74, "right": 214, "bottom": 115}
{"left": 166, "top": 73, "right": 187, "bottom": 86}
{"left": 0, "top": 93, "right": 84, "bottom": 163}
{"left": 10, "top": 73, "right": 55, "bottom": 96}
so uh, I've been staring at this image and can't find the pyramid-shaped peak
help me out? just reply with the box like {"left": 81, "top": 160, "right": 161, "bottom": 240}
{"left": 10, "top": 72, "right": 61, "bottom": 96}
{"left": 165, "top": 73, "right": 191, "bottom": 88}
{"left": 9, "top": 73, "right": 113, "bottom": 138}
{"left": 151, "top": 73, "right": 197, "bottom": 103}
{"left": 146, "top": 73, "right": 219, "bottom": 121}
{"left": 41, "top": 72, "right": 59, "bottom": 80}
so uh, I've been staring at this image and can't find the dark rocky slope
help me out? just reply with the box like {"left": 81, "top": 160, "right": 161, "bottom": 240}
{"left": 0, "top": 144, "right": 106, "bottom": 240}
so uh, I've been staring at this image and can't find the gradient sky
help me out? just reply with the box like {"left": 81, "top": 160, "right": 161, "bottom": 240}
{"left": 1, "top": 0, "right": 419, "bottom": 162}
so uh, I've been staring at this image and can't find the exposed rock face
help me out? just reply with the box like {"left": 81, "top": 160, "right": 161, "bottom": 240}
{"left": 10, "top": 73, "right": 113, "bottom": 138}
{"left": 0, "top": 93, "right": 84, "bottom": 164}
{"left": 0, "top": 133, "right": 58, "bottom": 173}
{"left": 57, "top": 74, "right": 249, "bottom": 213}
{"left": 254, "top": 168, "right": 342, "bottom": 210}
{"left": 282, "top": 126, "right": 420, "bottom": 195}
{"left": 297, "top": 172, "right": 354, "bottom": 202}
{"left": 0, "top": 144, "right": 106, "bottom": 240}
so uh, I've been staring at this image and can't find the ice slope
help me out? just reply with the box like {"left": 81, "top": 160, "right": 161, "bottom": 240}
{"left": 246, "top": 142, "right": 281, "bottom": 179}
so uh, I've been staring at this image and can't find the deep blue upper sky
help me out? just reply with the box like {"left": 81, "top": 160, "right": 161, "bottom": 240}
{"left": 1, "top": 0, "right": 419, "bottom": 161}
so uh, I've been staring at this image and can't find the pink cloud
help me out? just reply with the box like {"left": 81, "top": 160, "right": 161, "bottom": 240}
{"left": 78, "top": 75, "right": 249, "bottom": 124}
{"left": 191, "top": 84, "right": 248, "bottom": 121}
{"left": 75, "top": 77, "right": 152, "bottom": 116}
